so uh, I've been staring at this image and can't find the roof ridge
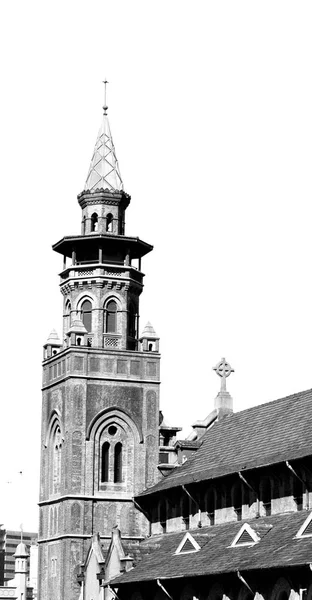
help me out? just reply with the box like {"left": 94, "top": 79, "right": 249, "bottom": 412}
{"left": 233, "top": 386, "right": 312, "bottom": 416}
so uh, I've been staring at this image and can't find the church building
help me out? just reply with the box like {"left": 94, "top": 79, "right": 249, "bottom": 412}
{"left": 38, "top": 94, "right": 312, "bottom": 600}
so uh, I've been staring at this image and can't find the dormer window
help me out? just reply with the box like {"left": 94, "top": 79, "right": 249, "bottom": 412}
{"left": 230, "top": 523, "right": 260, "bottom": 547}
{"left": 295, "top": 511, "right": 312, "bottom": 538}
{"left": 175, "top": 532, "right": 201, "bottom": 555}
{"left": 91, "top": 213, "right": 98, "bottom": 232}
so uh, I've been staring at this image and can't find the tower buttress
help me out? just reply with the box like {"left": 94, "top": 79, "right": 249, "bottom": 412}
{"left": 38, "top": 97, "right": 160, "bottom": 600}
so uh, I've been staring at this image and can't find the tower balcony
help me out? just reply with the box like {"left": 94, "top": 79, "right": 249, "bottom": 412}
{"left": 59, "top": 263, "right": 143, "bottom": 286}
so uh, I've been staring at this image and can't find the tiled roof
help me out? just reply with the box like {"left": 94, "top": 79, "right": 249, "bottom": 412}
{"left": 139, "top": 388, "right": 312, "bottom": 497}
{"left": 175, "top": 440, "right": 202, "bottom": 449}
{"left": 112, "top": 511, "right": 312, "bottom": 585}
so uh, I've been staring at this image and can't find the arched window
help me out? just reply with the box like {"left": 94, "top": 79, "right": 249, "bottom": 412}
{"left": 114, "top": 442, "right": 122, "bottom": 482}
{"left": 293, "top": 476, "right": 303, "bottom": 511}
{"left": 106, "top": 300, "right": 117, "bottom": 333}
{"left": 262, "top": 478, "right": 271, "bottom": 516}
{"left": 233, "top": 482, "right": 242, "bottom": 521}
{"left": 81, "top": 299, "right": 92, "bottom": 332}
{"left": 82, "top": 216, "right": 86, "bottom": 235}
{"left": 106, "top": 213, "right": 113, "bottom": 232}
{"left": 91, "top": 213, "right": 98, "bottom": 232}
{"left": 206, "top": 489, "right": 215, "bottom": 526}
{"left": 182, "top": 495, "right": 190, "bottom": 530}
{"left": 101, "top": 442, "right": 110, "bottom": 482}
{"left": 159, "top": 500, "right": 167, "bottom": 533}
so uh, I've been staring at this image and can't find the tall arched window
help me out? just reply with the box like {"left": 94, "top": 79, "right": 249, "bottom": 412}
{"left": 52, "top": 425, "right": 62, "bottom": 494}
{"left": 81, "top": 299, "right": 92, "bottom": 332}
{"left": 106, "top": 213, "right": 113, "bottom": 232}
{"left": 101, "top": 442, "right": 110, "bottom": 482}
{"left": 114, "top": 442, "right": 123, "bottom": 482}
{"left": 82, "top": 216, "right": 86, "bottom": 235}
{"left": 233, "top": 482, "right": 242, "bottom": 521}
{"left": 65, "top": 301, "right": 71, "bottom": 335}
{"left": 106, "top": 300, "right": 117, "bottom": 333}
{"left": 91, "top": 213, "right": 98, "bottom": 232}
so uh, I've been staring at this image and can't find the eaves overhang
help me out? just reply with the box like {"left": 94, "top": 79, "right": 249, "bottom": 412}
{"left": 52, "top": 234, "right": 153, "bottom": 259}
{"left": 111, "top": 561, "right": 311, "bottom": 588}
{"left": 136, "top": 449, "right": 312, "bottom": 501}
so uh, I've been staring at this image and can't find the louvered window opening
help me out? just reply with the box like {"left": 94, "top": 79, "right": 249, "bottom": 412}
{"left": 235, "top": 530, "right": 255, "bottom": 545}
{"left": 179, "top": 538, "right": 197, "bottom": 553}
{"left": 302, "top": 519, "right": 312, "bottom": 536}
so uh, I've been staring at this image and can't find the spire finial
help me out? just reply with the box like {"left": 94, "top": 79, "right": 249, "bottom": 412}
{"left": 20, "top": 523, "right": 23, "bottom": 543}
{"left": 103, "top": 79, "right": 108, "bottom": 115}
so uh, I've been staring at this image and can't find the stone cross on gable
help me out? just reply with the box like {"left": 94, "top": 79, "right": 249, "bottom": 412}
{"left": 213, "top": 357, "right": 234, "bottom": 392}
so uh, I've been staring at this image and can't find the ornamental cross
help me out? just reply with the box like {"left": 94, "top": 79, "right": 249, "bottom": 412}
{"left": 213, "top": 358, "right": 234, "bottom": 392}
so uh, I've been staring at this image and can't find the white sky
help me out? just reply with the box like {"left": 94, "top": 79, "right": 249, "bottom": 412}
{"left": 1, "top": 0, "right": 312, "bottom": 532}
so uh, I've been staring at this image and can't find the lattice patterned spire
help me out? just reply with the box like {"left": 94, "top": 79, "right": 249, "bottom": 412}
{"left": 84, "top": 84, "right": 123, "bottom": 192}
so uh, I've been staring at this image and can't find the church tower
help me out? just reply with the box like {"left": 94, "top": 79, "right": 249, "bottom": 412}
{"left": 38, "top": 93, "right": 160, "bottom": 600}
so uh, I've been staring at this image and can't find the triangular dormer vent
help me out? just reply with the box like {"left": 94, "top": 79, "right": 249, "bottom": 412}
{"left": 230, "top": 523, "right": 260, "bottom": 548}
{"left": 175, "top": 532, "right": 201, "bottom": 555}
{"left": 295, "top": 511, "right": 312, "bottom": 539}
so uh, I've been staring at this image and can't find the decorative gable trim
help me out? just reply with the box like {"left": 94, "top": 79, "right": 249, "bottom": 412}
{"left": 174, "top": 532, "right": 201, "bottom": 555}
{"left": 295, "top": 511, "right": 312, "bottom": 539}
{"left": 230, "top": 523, "right": 260, "bottom": 547}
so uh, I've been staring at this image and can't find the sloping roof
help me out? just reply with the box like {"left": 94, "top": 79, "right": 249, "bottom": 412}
{"left": 139, "top": 388, "right": 312, "bottom": 497}
{"left": 84, "top": 113, "right": 123, "bottom": 193}
{"left": 112, "top": 511, "right": 312, "bottom": 585}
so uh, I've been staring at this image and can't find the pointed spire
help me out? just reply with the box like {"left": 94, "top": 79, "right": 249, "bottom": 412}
{"left": 84, "top": 82, "right": 124, "bottom": 193}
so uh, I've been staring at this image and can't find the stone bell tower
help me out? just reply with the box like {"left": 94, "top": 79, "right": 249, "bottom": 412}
{"left": 38, "top": 90, "right": 160, "bottom": 600}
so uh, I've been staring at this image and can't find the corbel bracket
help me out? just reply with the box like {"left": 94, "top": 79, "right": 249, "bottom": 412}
{"left": 237, "top": 571, "right": 253, "bottom": 594}
{"left": 157, "top": 579, "right": 173, "bottom": 600}
{"left": 182, "top": 485, "right": 201, "bottom": 525}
